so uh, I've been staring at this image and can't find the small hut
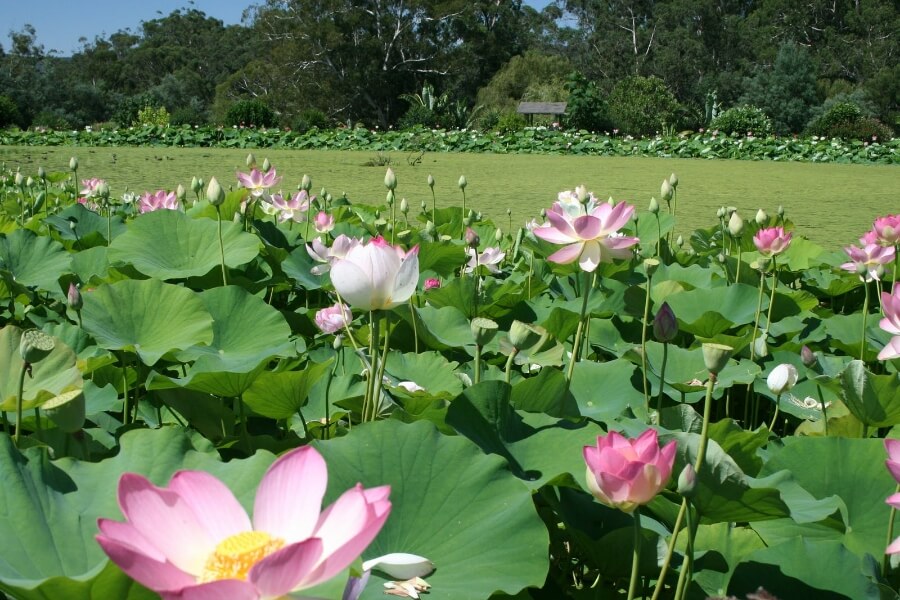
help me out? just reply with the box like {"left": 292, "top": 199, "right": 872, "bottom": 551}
{"left": 516, "top": 102, "right": 567, "bottom": 126}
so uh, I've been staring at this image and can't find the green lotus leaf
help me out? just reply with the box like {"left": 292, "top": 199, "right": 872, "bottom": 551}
{"left": 384, "top": 350, "right": 462, "bottom": 397}
{"left": 569, "top": 359, "right": 646, "bottom": 421}
{"left": 243, "top": 361, "right": 334, "bottom": 419}
{"left": 404, "top": 305, "right": 474, "bottom": 350}
{"left": 108, "top": 210, "right": 260, "bottom": 280}
{"left": 661, "top": 283, "right": 787, "bottom": 337}
{"left": 281, "top": 245, "right": 325, "bottom": 291}
{"left": 146, "top": 362, "right": 267, "bottom": 398}
{"left": 45, "top": 203, "right": 127, "bottom": 245}
{"left": 511, "top": 365, "right": 580, "bottom": 418}
{"left": 0, "top": 326, "right": 82, "bottom": 411}
{"left": 80, "top": 278, "right": 214, "bottom": 366}
{"left": 417, "top": 240, "right": 466, "bottom": 277}
{"left": 314, "top": 419, "right": 550, "bottom": 598}
{"left": 840, "top": 360, "right": 900, "bottom": 427}
{"left": 0, "top": 229, "right": 71, "bottom": 293}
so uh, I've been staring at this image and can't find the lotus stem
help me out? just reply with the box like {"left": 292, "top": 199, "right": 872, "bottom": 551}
{"left": 475, "top": 344, "right": 483, "bottom": 384}
{"left": 365, "top": 311, "right": 380, "bottom": 423}
{"left": 14, "top": 362, "right": 27, "bottom": 445}
{"left": 764, "top": 256, "right": 779, "bottom": 337}
{"left": 749, "top": 262, "right": 767, "bottom": 362}
{"left": 656, "top": 342, "right": 669, "bottom": 417}
{"left": 816, "top": 383, "right": 829, "bottom": 435}
{"left": 696, "top": 373, "right": 716, "bottom": 475}
{"left": 216, "top": 205, "right": 228, "bottom": 287}
{"left": 736, "top": 241, "right": 743, "bottom": 283}
{"left": 409, "top": 297, "right": 419, "bottom": 354}
{"left": 861, "top": 280, "right": 870, "bottom": 361}
{"left": 431, "top": 187, "right": 437, "bottom": 225}
{"left": 768, "top": 393, "right": 781, "bottom": 432}
{"left": 460, "top": 188, "right": 467, "bottom": 238}
{"left": 627, "top": 508, "right": 643, "bottom": 600}
{"left": 372, "top": 313, "right": 391, "bottom": 421}
{"left": 504, "top": 349, "right": 518, "bottom": 384}
{"left": 650, "top": 500, "right": 687, "bottom": 600}
{"left": 673, "top": 503, "right": 696, "bottom": 600}
{"left": 885, "top": 483, "right": 900, "bottom": 577}
{"left": 655, "top": 213, "right": 662, "bottom": 261}
{"left": 566, "top": 270, "right": 592, "bottom": 383}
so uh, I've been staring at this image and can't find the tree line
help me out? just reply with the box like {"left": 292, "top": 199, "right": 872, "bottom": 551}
{"left": 0, "top": 0, "right": 896, "bottom": 137}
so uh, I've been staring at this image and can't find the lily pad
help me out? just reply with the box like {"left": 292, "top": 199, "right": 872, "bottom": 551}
{"left": 0, "top": 229, "right": 71, "bottom": 293}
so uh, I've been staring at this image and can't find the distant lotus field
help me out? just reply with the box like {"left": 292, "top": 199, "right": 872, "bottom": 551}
{"left": 0, "top": 149, "right": 899, "bottom": 600}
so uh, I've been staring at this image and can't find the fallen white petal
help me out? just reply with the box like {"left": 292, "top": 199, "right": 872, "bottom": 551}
{"left": 364, "top": 553, "right": 435, "bottom": 579}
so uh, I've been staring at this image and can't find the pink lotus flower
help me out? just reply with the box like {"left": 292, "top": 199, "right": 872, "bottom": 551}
{"left": 533, "top": 196, "right": 639, "bottom": 272}
{"left": 77, "top": 197, "right": 101, "bottom": 212}
{"left": 237, "top": 168, "right": 282, "bottom": 198}
{"left": 330, "top": 236, "right": 419, "bottom": 311}
{"left": 753, "top": 226, "right": 792, "bottom": 257}
{"left": 307, "top": 235, "right": 360, "bottom": 276}
{"left": 583, "top": 429, "right": 676, "bottom": 513}
{"left": 464, "top": 246, "right": 505, "bottom": 274}
{"left": 80, "top": 177, "right": 106, "bottom": 197}
{"left": 879, "top": 286, "right": 900, "bottom": 360}
{"left": 841, "top": 238, "right": 895, "bottom": 281}
{"left": 138, "top": 190, "right": 181, "bottom": 214}
{"left": 314, "top": 211, "right": 335, "bottom": 234}
{"left": 315, "top": 302, "right": 352, "bottom": 334}
{"left": 96, "top": 446, "right": 390, "bottom": 600}
{"left": 874, "top": 215, "right": 900, "bottom": 246}
{"left": 886, "top": 439, "right": 900, "bottom": 484}
{"left": 423, "top": 278, "right": 441, "bottom": 291}
{"left": 268, "top": 191, "right": 311, "bottom": 224}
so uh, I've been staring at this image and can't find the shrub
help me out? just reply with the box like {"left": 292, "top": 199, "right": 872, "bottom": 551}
{"left": 564, "top": 72, "right": 612, "bottom": 132}
{"left": 710, "top": 106, "right": 773, "bottom": 136}
{"left": 31, "top": 110, "right": 70, "bottom": 130}
{"left": 292, "top": 109, "right": 330, "bottom": 132}
{"left": 740, "top": 43, "right": 819, "bottom": 134}
{"left": 608, "top": 76, "right": 682, "bottom": 136}
{"left": 397, "top": 104, "right": 437, "bottom": 130}
{"left": 135, "top": 105, "right": 170, "bottom": 127}
{"left": 496, "top": 112, "right": 527, "bottom": 132}
{"left": 806, "top": 101, "right": 894, "bottom": 140}
{"left": 170, "top": 105, "right": 209, "bottom": 127}
{"left": 0, "top": 95, "right": 22, "bottom": 129}
{"left": 224, "top": 100, "right": 278, "bottom": 128}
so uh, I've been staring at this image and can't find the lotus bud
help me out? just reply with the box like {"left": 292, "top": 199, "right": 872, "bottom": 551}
{"left": 644, "top": 258, "right": 659, "bottom": 278}
{"left": 262, "top": 157, "right": 272, "bottom": 173}
{"left": 197, "top": 177, "right": 204, "bottom": 190}
{"left": 800, "top": 345, "right": 817, "bottom": 367}
{"left": 717, "top": 253, "right": 726, "bottom": 264}
{"left": 767, "top": 363, "right": 798, "bottom": 395}
{"left": 14, "top": 171, "right": 23, "bottom": 186}
{"left": 465, "top": 227, "right": 480, "bottom": 248}
{"left": 660, "top": 178, "right": 674, "bottom": 202}
{"left": 374, "top": 210, "right": 380, "bottom": 219}
{"left": 540, "top": 208, "right": 546, "bottom": 218}
{"left": 728, "top": 211, "right": 744, "bottom": 237}
{"left": 653, "top": 302, "right": 678, "bottom": 343}
{"left": 382, "top": 192, "right": 391, "bottom": 206}
{"left": 677, "top": 464, "right": 696, "bottom": 498}
{"left": 246, "top": 153, "right": 256, "bottom": 168}
{"left": 458, "top": 175, "right": 467, "bottom": 190}
{"left": 575, "top": 184, "right": 589, "bottom": 203}
{"left": 207, "top": 177, "right": 225, "bottom": 207}
{"left": 495, "top": 228, "right": 503, "bottom": 242}
{"left": 649, "top": 196, "right": 660, "bottom": 214}
{"left": 37, "top": 166, "right": 46, "bottom": 180}
{"left": 727, "top": 206, "right": 737, "bottom": 217}
{"left": 25, "top": 176, "right": 34, "bottom": 188}
{"left": 301, "top": 174, "right": 312, "bottom": 191}
{"left": 67, "top": 282, "right": 83, "bottom": 311}
{"left": 476, "top": 211, "right": 483, "bottom": 222}
{"left": 463, "top": 216, "right": 471, "bottom": 227}
{"left": 777, "top": 205, "right": 784, "bottom": 217}
{"left": 753, "top": 335, "right": 768, "bottom": 358}
{"left": 42, "top": 390, "right": 85, "bottom": 433}
{"left": 97, "top": 181, "right": 110, "bottom": 199}
{"left": 509, "top": 320, "right": 543, "bottom": 350}
{"left": 191, "top": 176, "right": 201, "bottom": 194}
{"left": 716, "top": 206, "right": 726, "bottom": 220}
{"left": 326, "top": 192, "right": 333, "bottom": 204}
{"left": 362, "top": 553, "right": 435, "bottom": 580}
{"left": 384, "top": 167, "right": 397, "bottom": 191}
{"left": 69, "top": 157, "right": 78, "bottom": 171}
{"left": 425, "top": 220, "right": 435, "bottom": 233}
{"left": 320, "top": 187, "right": 327, "bottom": 199}
{"left": 669, "top": 173, "right": 678, "bottom": 188}
{"left": 332, "top": 335, "right": 343, "bottom": 351}
{"left": 19, "top": 329, "right": 55, "bottom": 364}
{"left": 176, "top": 184, "right": 186, "bottom": 202}
{"left": 702, "top": 343, "right": 733, "bottom": 375}
{"left": 427, "top": 174, "right": 435, "bottom": 189}
{"left": 676, "top": 235, "right": 684, "bottom": 247}
{"left": 471, "top": 317, "right": 499, "bottom": 347}
{"left": 400, "top": 198, "right": 409, "bottom": 214}
{"left": 755, "top": 209, "right": 767, "bottom": 226}
{"left": 507, "top": 208, "right": 512, "bottom": 216}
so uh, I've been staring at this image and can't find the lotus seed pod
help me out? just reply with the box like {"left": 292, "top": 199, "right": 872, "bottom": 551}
{"left": 471, "top": 317, "right": 499, "bottom": 347}
{"left": 176, "top": 184, "right": 186, "bottom": 202}
{"left": 755, "top": 209, "right": 767, "bottom": 225}
{"left": 67, "top": 282, "right": 83, "bottom": 311}
{"left": 384, "top": 167, "right": 397, "bottom": 191}
{"left": 301, "top": 174, "right": 312, "bottom": 191}
{"left": 653, "top": 302, "right": 679, "bottom": 343}
{"left": 400, "top": 198, "right": 409, "bottom": 214}
{"left": 37, "top": 166, "right": 46, "bottom": 179}
{"left": 660, "top": 178, "right": 674, "bottom": 202}
{"left": 669, "top": 173, "right": 678, "bottom": 188}
{"left": 509, "top": 320, "right": 542, "bottom": 349}
{"left": 644, "top": 258, "right": 659, "bottom": 278}
{"left": 191, "top": 176, "right": 201, "bottom": 194}
{"left": 427, "top": 174, "right": 435, "bottom": 189}
{"left": 69, "top": 157, "right": 78, "bottom": 170}
{"left": 19, "top": 329, "right": 55, "bottom": 364}
{"left": 677, "top": 464, "right": 696, "bottom": 498}
{"left": 702, "top": 343, "right": 733, "bottom": 374}
{"left": 207, "top": 177, "right": 226, "bottom": 207}
{"left": 649, "top": 197, "right": 660, "bottom": 214}
{"left": 261, "top": 157, "right": 272, "bottom": 173}
{"left": 42, "top": 390, "right": 85, "bottom": 433}
{"left": 458, "top": 175, "right": 467, "bottom": 190}
{"left": 728, "top": 211, "right": 744, "bottom": 237}
{"left": 246, "top": 153, "right": 256, "bottom": 168}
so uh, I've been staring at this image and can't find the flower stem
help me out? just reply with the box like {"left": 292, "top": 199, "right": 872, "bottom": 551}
{"left": 641, "top": 271, "right": 653, "bottom": 409}
{"left": 566, "top": 270, "right": 592, "bottom": 383}
{"left": 14, "top": 362, "right": 27, "bottom": 445}
{"left": 475, "top": 345, "right": 483, "bottom": 384}
{"left": 768, "top": 393, "right": 781, "bottom": 432}
{"left": 372, "top": 313, "right": 391, "bottom": 420}
{"left": 656, "top": 342, "right": 669, "bottom": 417}
{"left": 504, "top": 349, "right": 518, "bottom": 384}
{"left": 365, "top": 311, "right": 380, "bottom": 423}
{"left": 650, "top": 500, "right": 687, "bottom": 600}
{"left": 861, "top": 280, "right": 870, "bottom": 361}
{"left": 696, "top": 373, "right": 716, "bottom": 475}
{"left": 816, "top": 383, "right": 829, "bottom": 435}
{"left": 764, "top": 257, "right": 778, "bottom": 335}
{"left": 216, "top": 205, "right": 228, "bottom": 287}
{"left": 736, "top": 242, "right": 743, "bottom": 283}
{"left": 627, "top": 508, "right": 643, "bottom": 600}
{"left": 750, "top": 264, "right": 767, "bottom": 362}
{"left": 673, "top": 503, "right": 696, "bottom": 600}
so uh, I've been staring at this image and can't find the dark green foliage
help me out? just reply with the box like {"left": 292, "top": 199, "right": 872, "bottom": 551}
{"left": 563, "top": 72, "right": 612, "bottom": 132}
{"left": 225, "top": 100, "right": 278, "bottom": 128}
{"left": 608, "top": 76, "right": 683, "bottom": 135}
{"left": 0, "top": 96, "right": 22, "bottom": 128}
{"left": 710, "top": 106, "right": 774, "bottom": 137}
{"left": 397, "top": 105, "right": 438, "bottom": 130}
{"left": 291, "top": 109, "right": 330, "bottom": 132}
{"left": 496, "top": 112, "right": 527, "bottom": 132}
{"left": 740, "top": 43, "right": 820, "bottom": 135}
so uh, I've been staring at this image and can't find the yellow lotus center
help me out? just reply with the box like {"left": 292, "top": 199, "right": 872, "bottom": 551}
{"left": 199, "top": 531, "right": 285, "bottom": 583}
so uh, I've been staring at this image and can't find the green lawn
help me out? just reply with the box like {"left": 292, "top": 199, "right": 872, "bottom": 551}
{"left": 2, "top": 145, "right": 897, "bottom": 248}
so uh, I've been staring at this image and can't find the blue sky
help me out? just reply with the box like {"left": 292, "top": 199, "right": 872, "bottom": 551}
{"left": 5, "top": 0, "right": 552, "bottom": 56}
